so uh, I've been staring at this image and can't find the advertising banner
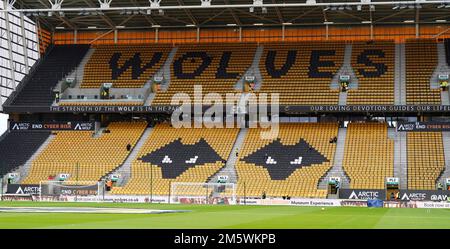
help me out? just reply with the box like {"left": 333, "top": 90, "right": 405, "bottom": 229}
{"left": 339, "top": 189, "right": 386, "bottom": 200}
{"left": 397, "top": 122, "right": 450, "bottom": 132}
{"left": 9, "top": 121, "right": 95, "bottom": 131}
{"left": 398, "top": 190, "right": 450, "bottom": 201}
{"left": 6, "top": 184, "right": 40, "bottom": 195}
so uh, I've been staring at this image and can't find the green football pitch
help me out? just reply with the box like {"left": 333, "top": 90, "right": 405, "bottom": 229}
{"left": 0, "top": 201, "right": 449, "bottom": 229}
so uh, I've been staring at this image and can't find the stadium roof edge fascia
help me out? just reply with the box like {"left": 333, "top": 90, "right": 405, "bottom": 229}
{"left": 4, "top": 1, "right": 450, "bottom": 12}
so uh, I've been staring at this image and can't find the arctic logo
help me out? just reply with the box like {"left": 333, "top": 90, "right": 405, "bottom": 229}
{"left": 349, "top": 191, "right": 379, "bottom": 200}
{"left": 401, "top": 193, "right": 426, "bottom": 201}
{"left": 15, "top": 187, "right": 24, "bottom": 195}
{"left": 14, "top": 186, "right": 40, "bottom": 195}
{"left": 74, "top": 123, "right": 94, "bottom": 131}
{"left": 11, "top": 123, "right": 30, "bottom": 130}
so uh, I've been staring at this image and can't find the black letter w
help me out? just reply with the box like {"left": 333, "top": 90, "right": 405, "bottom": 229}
{"left": 109, "top": 52, "right": 163, "bottom": 80}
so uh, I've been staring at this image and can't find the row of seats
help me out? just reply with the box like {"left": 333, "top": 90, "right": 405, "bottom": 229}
{"left": 112, "top": 123, "right": 239, "bottom": 195}
{"left": 0, "top": 131, "right": 50, "bottom": 177}
{"left": 407, "top": 132, "right": 445, "bottom": 190}
{"left": 3, "top": 122, "right": 447, "bottom": 194}
{"left": 81, "top": 44, "right": 172, "bottom": 88}
{"left": 236, "top": 123, "right": 337, "bottom": 198}
{"left": 405, "top": 39, "right": 441, "bottom": 104}
{"left": 343, "top": 123, "right": 394, "bottom": 189}
{"left": 347, "top": 41, "right": 395, "bottom": 105}
{"left": 257, "top": 42, "right": 343, "bottom": 105}
{"left": 152, "top": 43, "right": 257, "bottom": 105}
{"left": 12, "top": 45, "right": 90, "bottom": 106}
{"left": 22, "top": 122, "right": 147, "bottom": 184}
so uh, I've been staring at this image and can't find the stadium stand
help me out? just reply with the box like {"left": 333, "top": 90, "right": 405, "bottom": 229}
{"left": 405, "top": 39, "right": 440, "bottom": 104}
{"left": 407, "top": 132, "right": 445, "bottom": 190}
{"left": 0, "top": 131, "right": 50, "bottom": 177}
{"left": 235, "top": 123, "right": 337, "bottom": 198}
{"left": 112, "top": 124, "right": 239, "bottom": 195}
{"left": 11, "top": 45, "right": 90, "bottom": 106}
{"left": 256, "top": 42, "right": 344, "bottom": 105}
{"left": 343, "top": 123, "right": 394, "bottom": 189}
{"left": 347, "top": 41, "right": 395, "bottom": 105}
{"left": 151, "top": 43, "right": 257, "bottom": 105}
{"left": 81, "top": 44, "right": 172, "bottom": 88}
{"left": 22, "top": 122, "right": 147, "bottom": 184}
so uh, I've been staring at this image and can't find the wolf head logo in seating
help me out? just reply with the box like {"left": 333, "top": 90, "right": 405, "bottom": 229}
{"left": 139, "top": 138, "right": 224, "bottom": 179}
{"left": 242, "top": 138, "right": 328, "bottom": 180}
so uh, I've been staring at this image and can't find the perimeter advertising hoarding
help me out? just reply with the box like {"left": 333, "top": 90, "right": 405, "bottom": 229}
{"left": 339, "top": 189, "right": 386, "bottom": 200}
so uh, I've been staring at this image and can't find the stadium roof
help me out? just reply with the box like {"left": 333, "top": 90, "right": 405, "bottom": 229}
{"left": 7, "top": 0, "right": 450, "bottom": 31}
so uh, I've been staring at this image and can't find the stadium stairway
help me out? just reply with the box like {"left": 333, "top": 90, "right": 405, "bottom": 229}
{"left": 109, "top": 127, "right": 154, "bottom": 187}
{"left": 235, "top": 45, "right": 264, "bottom": 91}
{"left": 318, "top": 127, "right": 350, "bottom": 190}
{"left": 10, "top": 44, "right": 90, "bottom": 106}
{"left": 54, "top": 47, "right": 95, "bottom": 92}
{"left": 437, "top": 132, "right": 450, "bottom": 185}
{"left": 390, "top": 128, "right": 408, "bottom": 189}
{"left": 395, "top": 43, "right": 407, "bottom": 105}
{"left": 159, "top": 46, "right": 179, "bottom": 92}
{"left": 330, "top": 44, "right": 357, "bottom": 105}
{"left": 431, "top": 43, "right": 450, "bottom": 103}
{"left": 144, "top": 46, "right": 178, "bottom": 106}
{"left": 208, "top": 128, "right": 248, "bottom": 184}
{"left": 15, "top": 133, "right": 55, "bottom": 183}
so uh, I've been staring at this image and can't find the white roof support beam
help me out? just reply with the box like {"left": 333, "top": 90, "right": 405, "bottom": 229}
{"left": 2, "top": 4, "right": 16, "bottom": 89}
{"left": 19, "top": 12, "right": 30, "bottom": 73}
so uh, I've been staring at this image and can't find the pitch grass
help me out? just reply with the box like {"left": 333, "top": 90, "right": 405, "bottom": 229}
{"left": 0, "top": 201, "right": 449, "bottom": 229}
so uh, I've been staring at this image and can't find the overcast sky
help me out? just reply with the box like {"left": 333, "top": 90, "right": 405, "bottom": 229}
{"left": 0, "top": 113, "right": 8, "bottom": 135}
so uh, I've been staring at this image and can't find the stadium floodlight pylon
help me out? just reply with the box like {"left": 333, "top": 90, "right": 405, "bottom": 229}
{"left": 39, "top": 180, "right": 104, "bottom": 202}
{"left": 170, "top": 182, "right": 236, "bottom": 205}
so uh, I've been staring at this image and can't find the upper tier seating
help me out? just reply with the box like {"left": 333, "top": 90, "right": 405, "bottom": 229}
{"left": 81, "top": 44, "right": 172, "bottom": 88}
{"left": 405, "top": 39, "right": 440, "bottom": 104}
{"left": 151, "top": 43, "right": 257, "bottom": 105}
{"left": 112, "top": 124, "right": 239, "bottom": 195}
{"left": 256, "top": 42, "right": 344, "bottom": 105}
{"left": 348, "top": 41, "right": 395, "bottom": 105}
{"left": 22, "top": 122, "right": 147, "bottom": 184}
{"left": 343, "top": 123, "right": 393, "bottom": 189}
{"left": 236, "top": 123, "right": 337, "bottom": 198}
{"left": 11, "top": 45, "right": 90, "bottom": 106}
{"left": 407, "top": 132, "right": 445, "bottom": 190}
{"left": 0, "top": 131, "right": 50, "bottom": 177}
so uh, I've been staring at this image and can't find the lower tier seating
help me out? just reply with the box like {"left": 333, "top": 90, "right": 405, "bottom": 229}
{"left": 343, "top": 123, "right": 393, "bottom": 189}
{"left": 236, "top": 123, "right": 337, "bottom": 198}
{"left": 22, "top": 122, "right": 147, "bottom": 184}
{"left": 0, "top": 131, "right": 50, "bottom": 177}
{"left": 112, "top": 124, "right": 239, "bottom": 195}
{"left": 407, "top": 132, "right": 445, "bottom": 190}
